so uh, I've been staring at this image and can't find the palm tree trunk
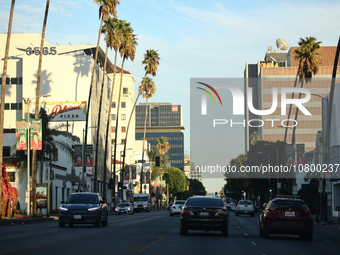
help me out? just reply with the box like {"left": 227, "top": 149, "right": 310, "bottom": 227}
{"left": 94, "top": 45, "right": 108, "bottom": 197}
{"left": 0, "top": 0, "right": 15, "bottom": 219}
{"left": 326, "top": 37, "right": 340, "bottom": 163}
{"left": 122, "top": 73, "right": 148, "bottom": 168}
{"left": 140, "top": 97, "right": 149, "bottom": 193}
{"left": 104, "top": 50, "right": 118, "bottom": 206}
{"left": 113, "top": 56, "right": 126, "bottom": 198}
{"left": 32, "top": 0, "right": 50, "bottom": 216}
{"left": 86, "top": 16, "right": 104, "bottom": 193}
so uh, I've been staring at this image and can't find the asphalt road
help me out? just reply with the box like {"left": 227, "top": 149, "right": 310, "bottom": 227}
{"left": 0, "top": 211, "right": 339, "bottom": 255}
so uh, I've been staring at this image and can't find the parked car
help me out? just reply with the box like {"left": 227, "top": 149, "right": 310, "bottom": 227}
{"left": 169, "top": 200, "right": 186, "bottom": 216}
{"left": 167, "top": 203, "right": 173, "bottom": 211}
{"left": 115, "top": 202, "right": 134, "bottom": 215}
{"left": 59, "top": 192, "right": 108, "bottom": 228}
{"left": 229, "top": 202, "right": 237, "bottom": 211}
{"left": 180, "top": 196, "right": 229, "bottom": 236}
{"left": 259, "top": 197, "right": 313, "bottom": 241}
{"left": 236, "top": 200, "right": 255, "bottom": 217}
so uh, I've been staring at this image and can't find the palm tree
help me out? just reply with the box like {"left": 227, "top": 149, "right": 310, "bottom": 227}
{"left": 111, "top": 21, "right": 138, "bottom": 194}
{"left": 139, "top": 76, "right": 157, "bottom": 193}
{"left": 86, "top": 0, "right": 119, "bottom": 193}
{"left": 122, "top": 49, "right": 160, "bottom": 169}
{"left": 0, "top": 0, "right": 16, "bottom": 219}
{"left": 291, "top": 37, "right": 322, "bottom": 147}
{"left": 157, "top": 137, "right": 170, "bottom": 155}
{"left": 31, "top": 0, "right": 50, "bottom": 216}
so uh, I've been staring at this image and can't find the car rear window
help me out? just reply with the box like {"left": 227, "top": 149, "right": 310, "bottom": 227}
{"left": 66, "top": 194, "right": 98, "bottom": 204}
{"left": 118, "top": 203, "right": 129, "bottom": 207}
{"left": 185, "top": 198, "right": 224, "bottom": 207}
{"left": 174, "top": 201, "right": 186, "bottom": 205}
{"left": 238, "top": 201, "right": 253, "bottom": 205}
{"left": 270, "top": 200, "right": 308, "bottom": 209}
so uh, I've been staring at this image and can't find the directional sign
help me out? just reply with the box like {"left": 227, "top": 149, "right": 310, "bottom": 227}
{"left": 317, "top": 144, "right": 326, "bottom": 155}
{"left": 325, "top": 185, "right": 331, "bottom": 193}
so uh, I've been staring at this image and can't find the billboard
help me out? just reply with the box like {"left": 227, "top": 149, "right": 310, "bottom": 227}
{"left": 24, "top": 101, "right": 87, "bottom": 122}
{"left": 74, "top": 144, "right": 83, "bottom": 167}
{"left": 84, "top": 145, "right": 93, "bottom": 167}
{"left": 30, "top": 119, "right": 42, "bottom": 150}
{"left": 16, "top": 119, "right": 28, "bottom": 151}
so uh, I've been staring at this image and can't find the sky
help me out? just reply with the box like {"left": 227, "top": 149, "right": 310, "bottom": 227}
{"left": 1, "top": 0, "right": 340, "bottom": 193}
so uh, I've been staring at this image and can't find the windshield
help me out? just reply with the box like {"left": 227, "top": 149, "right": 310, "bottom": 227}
{"left": 134, "top": 197, "right": 148, "bottom": 202}
{"left": 118, "top": 203, "right": 130, "bottom": 207}
{"left": 238, "top": 201, "right": 253, "bottom": 205}
{"left": 66, "top": 194, "right": 98, "bottom": 204}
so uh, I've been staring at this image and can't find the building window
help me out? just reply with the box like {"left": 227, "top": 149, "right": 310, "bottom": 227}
{"left": 121, "top": 126, "right": 126, "bottom": 132}
{"left": 111, "top": 139, "right": 115, "bottom": 145}
{"left": 121, "top": 114, "right": 126, "bottom": 120}
{"left": 111, "top": 114, "right": 116, "bottom": 121}
{"left": 111, "top": 126, "right": 116, "bottom": 132}
{"left": 123, "top": 88, "right": 128, "bottom": 94}
{"left": 121, "top": 102, "right": 126, "bottom": 108}
{"left": 4, "top": 103, "right": 9, "bottom": 110}
{"left": 11, "top": 103, "right": 17, "bottom": 110}
{"left": 121, "top": 139, "right": 126, "bottom": 144}
{"left": 112, "top": 102, "right": 116, "bottom": 108}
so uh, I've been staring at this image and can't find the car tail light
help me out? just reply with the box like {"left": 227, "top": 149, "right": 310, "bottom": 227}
{"left": 181, "top": 209, "right": 193, "bottom": 216}
{"left": 173, "top": 206, "right": 176, "bottom": 209}
{"left": 303, "top": 209, "right": 310, "bottom": 216}
{"left": 252, "top": 207, "right": 255, "bottom": 211}
{"left": 215, "top": 211, "right": 226, "bottom": 216}
{"left": 237, "top": 205, "right": 240, "bottom": 209}
{"left": 268, "top": 208, "right": 277, "bottom": 214}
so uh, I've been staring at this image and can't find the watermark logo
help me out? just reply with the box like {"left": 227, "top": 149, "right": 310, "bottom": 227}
{"left": 196, "top": 82, "right": 222, "bottom": 115}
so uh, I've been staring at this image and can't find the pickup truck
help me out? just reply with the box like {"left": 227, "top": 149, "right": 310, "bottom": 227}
{"left": 235, "top": 200, "right": 255, "bottom": 217}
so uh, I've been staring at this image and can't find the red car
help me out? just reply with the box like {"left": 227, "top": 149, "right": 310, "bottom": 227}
{"left": 259, "top": 196, "right": 313, "bottom": 241}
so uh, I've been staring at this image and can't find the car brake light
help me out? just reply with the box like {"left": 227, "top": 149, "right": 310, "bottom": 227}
{"left": 237, "top": 205, "right": 240, "bottom": 209}
{"left": 173, "top": 206, "right": 176, "bottom": 209}
{"left": 303, "top": 209, "right": 310, "bottom": 216}
{"left": 215, "top": 211, "right": 226, "bottom": 216}
{"left": 252, "top": 207, "right": 255, "bottom": 211}
{"left": 268, "top": 208, "right": 276, "bottom": 214}
{"left": 182, "top": 209, "right": 193, "bottom": 216}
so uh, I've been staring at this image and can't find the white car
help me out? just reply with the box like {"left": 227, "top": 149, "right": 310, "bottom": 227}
{"left": 115, "top": 202, "right": 134, "bottom": 215}
{"left": 235, "top": 200, "right": 255, "bottom": 217}
{"left": 229, "top": 202, "right": 237, "bottom": 211}
{"left": 169, "top": 200, "right": 186, "bottom": 216}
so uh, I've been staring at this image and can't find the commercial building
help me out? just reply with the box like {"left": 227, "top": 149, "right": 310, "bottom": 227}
{"left": 135, "top": 102, "right": 184, "bottom": 170}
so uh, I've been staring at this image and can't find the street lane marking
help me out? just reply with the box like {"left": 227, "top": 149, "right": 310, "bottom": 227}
{"left": 136, "top": 228, "right": 179, "bottom": 253}
{"left": 156, "top": 234, "right": 165, "bottom": 239}
{"left": 251, "top": 241, "right": 257, "bottom": 246}
{"left": 130, "top": 245, "right": 143, "bottom": 253}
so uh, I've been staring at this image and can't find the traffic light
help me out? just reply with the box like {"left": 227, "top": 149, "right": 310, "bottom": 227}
{"left": 118, "top": 182, "right": 123, "bottom": 190}
{"left": 269, "top": 184, "right": 273, "bottom": 193}
{"left": 155, "top": 156, "right": 160, "bottom": 167}
{"left": 109, "top": 178, "right": 114, "bottom": 189}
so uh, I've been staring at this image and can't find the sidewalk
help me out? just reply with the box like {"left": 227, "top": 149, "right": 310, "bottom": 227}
{"left": 313, "top": 214, "right": 340, "bottom": 230}
{"left": 0, "top": 215, "right": 59, "bottom": 226}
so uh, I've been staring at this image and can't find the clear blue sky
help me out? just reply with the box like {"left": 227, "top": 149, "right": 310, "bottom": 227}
{"left": 1, "top": 0, "right": 340, "bottom": 193}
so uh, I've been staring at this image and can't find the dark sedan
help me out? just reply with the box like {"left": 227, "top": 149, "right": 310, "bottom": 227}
{"left": 59, "top": 193, "right": 108, "bottom": 228}
{"left": 180, "top": 196, "right": 229, "bottom": 236}
{"left": 259, "top": 196, "right": 313, "bottom": 241}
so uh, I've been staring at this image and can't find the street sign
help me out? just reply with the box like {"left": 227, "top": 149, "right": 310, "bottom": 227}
{"left": 325, "top": 185, "right": 331, "bottom": 193}
{"left": 317, "top": 144, "right": 326, "bottom": 155}
{"left": 327, "top": 194, "right": 332, "bottom": 200}
{"left": 328, "top": 201, "right": 332, "bottom": 206}
{"left": 318, "top": 186, "right": 323, "bottom": 193}
{"left": 277, "top": 182, "right": 281, "bottom": 189}
{"left": 292, "top": 183, "right": 298, "bottom": 195}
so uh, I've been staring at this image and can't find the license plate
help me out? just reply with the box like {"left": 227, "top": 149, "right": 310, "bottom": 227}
{"left": 74, "top": 215, "right": 81, "bottom": 219}
{"left": 244, "top": 211, "right": 248, "bottom": 213}
{"left": 200, "top": 212, "right": 209, "bottom": 216}
{"left": 285, "top": 211, "right": 295, "bottom": 217}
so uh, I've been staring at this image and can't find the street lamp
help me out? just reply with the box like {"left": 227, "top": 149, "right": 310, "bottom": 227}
{"left": 264, "top": 144, "right": 279, "bottom": 195}
{"left": 82, "top": 126, "right": 98, "bottom": 192}
{"left": 22, "top": 94, "right": 50, "bottom": 218}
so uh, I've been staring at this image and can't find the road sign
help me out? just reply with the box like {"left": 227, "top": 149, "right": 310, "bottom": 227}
{"left": 317, "top": 144, "right": 326, "bottom": 155}
{"left": 277, "top": 182, "right": 281, "bottom": 189}
{"left": 325, "top": 185, "right": 331, "bottom": 193}
{"left": 292, "top": 183, "right": 298, "bottom": 194}
{"left": 318, "top": 186, "right": 323, "bottom": 193}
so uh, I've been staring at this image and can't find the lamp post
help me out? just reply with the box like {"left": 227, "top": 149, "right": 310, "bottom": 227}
{"left": 264, "top": 144, "right": 279, "bottom": 195}
{"left": 22, "top": 94, "right": 50, "bottom": 218}
{"left": 82, "top": 126, "right": 98, "bottom": 192}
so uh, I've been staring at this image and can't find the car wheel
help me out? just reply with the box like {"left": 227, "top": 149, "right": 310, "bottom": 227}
{"left": 262, "top": 229, "right": 269, "bottom": 238}
{"left": 180, "top": 226, "right": 188, "bottom": 235}
{"left": 59, "top": 222, "right": 65, "bottom": 228}
{"left": 68, "top": 223, "right": 74, "bottom": 227}
{"left": 222, "top": 225, "right": 229, "bottom": 237}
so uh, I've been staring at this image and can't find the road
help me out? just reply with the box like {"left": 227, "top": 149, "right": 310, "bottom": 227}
{"left": 0, "top": 211, "right": 339, "bottom": 255}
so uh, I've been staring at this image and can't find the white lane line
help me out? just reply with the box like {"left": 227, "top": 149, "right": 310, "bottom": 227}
{"left": 244, "top": 233, "right": 248, "bottom": 236}
{"left": 251, "top": 241, "right": 257, "bottom": 246}
{"left": 325, "top": 239, "right": 332, "bottom": 243}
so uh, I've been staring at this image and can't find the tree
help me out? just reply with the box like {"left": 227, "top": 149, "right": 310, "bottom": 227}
{"left": 0, "top": 0, "right": 15, "bottom": 219}
{"left": 157, "top": 136, "right": 170, "bottom": 155}
{"left": 111, "top": 21, "right": 138, "bottom": 194}
{"left": 249, "top": 131, "right": 260, "bottom": 146}
{"left": 122, "top": 49, "right": 160, "bottom": 170}
{"left": 162, "top": 167, "right": 187, "bottom": 195}
{"left": 189, "top": 179, "right": 206, "bottom": 195}
{"left": 87, "top": 0, "right": 119, "bottom": 193}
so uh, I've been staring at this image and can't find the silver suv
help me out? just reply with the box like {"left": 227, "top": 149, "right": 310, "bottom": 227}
{"left": 236, "top": 200, "right": 255, "bottom": 217}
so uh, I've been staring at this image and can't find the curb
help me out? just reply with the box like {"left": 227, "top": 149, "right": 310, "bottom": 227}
{"left": 0, "top": 216, "right": 58, "bottom": 226}
{"left": 333, "top": 226, "right": 340, "bottom": 230}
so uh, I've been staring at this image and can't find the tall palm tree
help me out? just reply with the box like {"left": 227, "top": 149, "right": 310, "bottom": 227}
{"left": 139, "top": 75, "right": 157, "bottom": 193}
{"left": 102, "top": 18, "right": 122, "bottom": 206}
{"left": 31, "top": 0, "right": 50, "bottom": 216}
{"left": 86, "top": 0, "right": 119, "bottom": 193}
{"left": 122, "top": 49, "right": 160, "bottom": 169}
{"left": 0, "top": 0, "right": 16, "bottom": 219}
{"left": 291, "top": 37, "right": 322, "bottom": 149}
{"left": 112, "top": 21, "right": 138, "bottom": 195}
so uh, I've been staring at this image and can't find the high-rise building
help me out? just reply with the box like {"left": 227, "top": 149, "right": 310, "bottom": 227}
{"left": 135, "top": 102, "right": 184, "bottom": 170}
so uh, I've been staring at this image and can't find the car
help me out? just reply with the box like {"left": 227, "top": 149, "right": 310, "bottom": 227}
{"left": 169, "top": 200, "right": 186, "bottom": 216}
{"left": 180, "top": 196, "right": 229, "bottom": 236}
{"left": 236, "top": 200, "right": 255, "bottom": 217}
{"left": 259, "top": 197, "right": 313, "bottom": 241}
{"left": 59, "top": 192, "right": 108, "bottom": 228}
{"left": 167, "top": 203, "right": 173, "bottom": 211}
{"left": 229, "top": 202, "right": 237, "bottom": 211}
{"left": 115, "top": 202, "right": 134, "bottom": 215}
